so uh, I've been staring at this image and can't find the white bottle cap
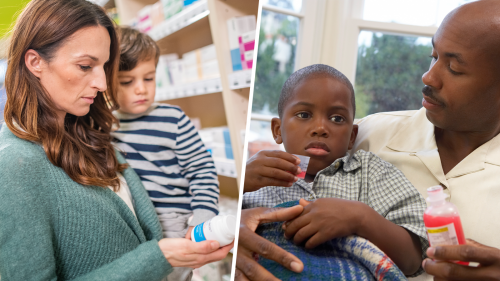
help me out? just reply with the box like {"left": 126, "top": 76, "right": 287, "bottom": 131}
{"left": 426, "top": 185, "right": 448, "bottom": 203}
{"left": 221, "top": 215, "right": 236, "bottom": 240}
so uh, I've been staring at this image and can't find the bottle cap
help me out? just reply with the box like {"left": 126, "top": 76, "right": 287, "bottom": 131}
{"left": 426, "top": 185, "right": 448, "bottom": 202}
{"left": 223, "top": 215, "right": 236, "bottom": 239}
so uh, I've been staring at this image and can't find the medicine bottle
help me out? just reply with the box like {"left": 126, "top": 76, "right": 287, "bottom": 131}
{"left": 191, "top": 215, "right": 236, "bottom": 247}
{"left": 423, "top": 185, "right": 468, "bottom": 265}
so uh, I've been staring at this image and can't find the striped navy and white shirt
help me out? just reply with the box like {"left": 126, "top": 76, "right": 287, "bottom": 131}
{"left": 112, "top": 103, "right": 219, "bottom": 226}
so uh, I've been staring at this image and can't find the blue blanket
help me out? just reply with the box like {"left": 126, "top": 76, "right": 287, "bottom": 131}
{"left": 256, "top": 200, "right": 406, "bottom": 281}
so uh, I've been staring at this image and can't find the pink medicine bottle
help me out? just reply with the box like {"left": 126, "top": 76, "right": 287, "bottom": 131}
{"left": 423, "top": 185, "right": 468, "bottom": 265}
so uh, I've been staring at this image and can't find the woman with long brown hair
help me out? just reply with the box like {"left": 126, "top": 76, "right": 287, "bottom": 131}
{"left": 0, "top": 0, "right": 231, "bottom": 280}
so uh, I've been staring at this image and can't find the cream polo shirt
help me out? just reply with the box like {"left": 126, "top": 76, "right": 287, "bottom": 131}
{"left": 353, "top": 108, "right": 500, "bottom": 281}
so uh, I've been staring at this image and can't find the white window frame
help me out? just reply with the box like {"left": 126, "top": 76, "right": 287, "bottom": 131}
{"left": 320, "top": 0, "right": 438, "bottom": 84}
{"left": 251, "top": 0, "right": 327, "bottom": 122}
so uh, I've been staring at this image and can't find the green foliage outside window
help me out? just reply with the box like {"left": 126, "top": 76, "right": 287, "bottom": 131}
{"left": 252, "top": 12, "right": 297, "bottom": 115}
{"left": 355, "top": 33, "right": 433, "bottom": 118}
{"left": 252, "top": 26, "right": 433, "bottom": 118}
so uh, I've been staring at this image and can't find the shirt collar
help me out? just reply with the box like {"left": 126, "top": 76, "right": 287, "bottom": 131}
{"left": 384, "top": 107, "right": 500, "bottom": 178}
{"left": 386, "top": 108, "right": 437, "bottom": 153}
{"left": 113, "top": 103, "right": 159, "bottom": 120}
{"left": 294, "top": 152, "right": 362, "bottom": 198}
{"left": 317, "top": 151, "right": 362, "bottom": 176}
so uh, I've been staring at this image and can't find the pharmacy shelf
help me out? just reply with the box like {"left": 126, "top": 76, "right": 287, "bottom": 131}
{"left": 208, "top": 0, "right": 258, "bottom": 188}
{"left": 214, "top": 158, "right": 236, "bottom": 178}
{"left": 228, "top": 69, "right": 252, "bottom": 90}
{"left": 148, "top": 0, "right": 209, "bottom": 41}
{"left": 113, "top": 0, "right": 258, "bottom": 196}
{"left": 155, "top": 78, "right": 222, "bottom": 101}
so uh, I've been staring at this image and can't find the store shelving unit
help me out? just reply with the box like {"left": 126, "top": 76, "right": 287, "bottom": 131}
{"left": 104, "top": 0, "right": 258, "bottom": 200}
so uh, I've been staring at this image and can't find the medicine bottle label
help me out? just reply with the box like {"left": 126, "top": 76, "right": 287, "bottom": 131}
{"left": 426, "top": 223, "right": 459, "bottom": 246}
{"left": 193, "top": 222, "right": 207, "bottom": 242}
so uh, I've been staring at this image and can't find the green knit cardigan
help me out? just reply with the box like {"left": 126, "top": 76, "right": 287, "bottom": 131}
{"left": 0, "top": 125, "right": 173, "bottom": 280}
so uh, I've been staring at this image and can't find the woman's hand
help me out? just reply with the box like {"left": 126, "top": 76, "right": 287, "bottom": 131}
{"left": 158, "top": 238, "right": 233, "bottom": 268}
{"left": 235, "top": 206, "right": 305, "bottom": 281}
{"left": 244, "top": 150, "right": 301, "bottom": 193}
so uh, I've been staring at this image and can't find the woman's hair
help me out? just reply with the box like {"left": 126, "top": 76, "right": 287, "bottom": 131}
{"left": 118, "top": 26, "right": 160, "bottom": 71}
{"left": 4, "top": 0, "right": 126, "bottom": 190}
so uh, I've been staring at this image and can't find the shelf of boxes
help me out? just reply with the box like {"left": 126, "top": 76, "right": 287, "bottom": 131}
{"left": 228, "top": 69, "right": 252, "bottom": 89}
{"left": 208, "top": 1, "right": 257, "bottom": 187}
{"left": 155, "top": 43, "right": 222, "bottom": 101}
{"left": 198, "top": 127, "right": 237, "bottom": 179}
{"left": 147, "top": 0, "right": 209, "bottom": 41}
{"left": 155, "top": 77, "right": 221, "bottom": 101}
{"left": 112, "top": 0, "right": 258, "bottom": 197}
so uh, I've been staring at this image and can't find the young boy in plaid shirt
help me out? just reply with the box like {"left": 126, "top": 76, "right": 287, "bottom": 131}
{"left": 243, "top": 64, "right": 428, "bottom": 277}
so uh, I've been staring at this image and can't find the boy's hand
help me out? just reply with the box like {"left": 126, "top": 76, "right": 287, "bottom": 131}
{"left": 284, "top": 198, "right": 365, "bottom": 249}
{"left": 185, "top": 226, "right": 194, "bottom": 240}
{"left": 244, "top": 150, "right": 301, "bottom": 193}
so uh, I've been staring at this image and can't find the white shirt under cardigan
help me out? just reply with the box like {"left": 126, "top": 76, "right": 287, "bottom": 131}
{"left": 112, "top": 173, "right": 137, "bottom": 218}
{"left": 353, "top": 107, "right": 500, "bottom": 281}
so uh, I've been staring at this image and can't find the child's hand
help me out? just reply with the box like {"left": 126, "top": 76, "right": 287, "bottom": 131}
{"left": 283, "top": 198, "right": 366, "bottom": 249}
{"left": 244, "top": 150, "right": 301, "bottom": 192}
{"left": 185, "top": 226, "right": 194, "bottom": 239}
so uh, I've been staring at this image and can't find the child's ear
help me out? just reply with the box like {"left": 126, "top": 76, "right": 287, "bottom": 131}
{"left": 271, "top": 117, "right": 283, "bottom": 144}
{"left": 348, "top": 124, "right": 359, "bottom": 150}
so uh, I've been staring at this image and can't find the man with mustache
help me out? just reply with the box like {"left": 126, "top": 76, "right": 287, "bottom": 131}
{"left": 236, "top": 0, "right": 500, "bottom": 280}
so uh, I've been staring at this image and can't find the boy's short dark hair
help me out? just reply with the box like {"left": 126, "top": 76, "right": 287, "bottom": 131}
{"left": 278, "top": 64, "right": 356, "bottom": 118}
{"left": 118, "top": 27, "right": 160, "bottom": 71}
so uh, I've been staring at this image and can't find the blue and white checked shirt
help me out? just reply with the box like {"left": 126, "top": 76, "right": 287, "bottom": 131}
{"left": 243, "top": 149, "right": 428, "bottom": 276}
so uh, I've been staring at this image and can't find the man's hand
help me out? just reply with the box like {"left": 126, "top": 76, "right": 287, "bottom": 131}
{"left": 283, "top": 198, "right": 364, "bottom": 249}
{"left": 244, "top": 150, "right": 301, "bottom": 193}
{"left": 423, "top": 239, "right": 500, "bottom": 280}
{"left": 235, "top": 206, "right": 305, "bottom": 281}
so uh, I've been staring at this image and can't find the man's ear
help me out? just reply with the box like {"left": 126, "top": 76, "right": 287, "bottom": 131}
{"left": 25, "top": 49, "right": 43, "bottom": 78}
{"left": 348, "top": 124, "right": 358, "bottom": 150}
{"left": 271, "top": 117, "right": 283, "bottom": 144}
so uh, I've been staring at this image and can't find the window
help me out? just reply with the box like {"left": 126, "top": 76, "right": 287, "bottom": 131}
{"left": 363, "top": 0, "right": 474, "bottom": 27}
{"left": 248, "top": 0, "right": 307, "bottom": 158}
{"left": 327, "top": 0, "right": 476, "bottom": 118}
{"left": 355, "top": 32, "right": 432, "bottom": 118}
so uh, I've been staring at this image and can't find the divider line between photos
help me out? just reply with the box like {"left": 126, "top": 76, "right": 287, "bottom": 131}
{"left": 230, "top": 0, "right": 264, "bottom": 279}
